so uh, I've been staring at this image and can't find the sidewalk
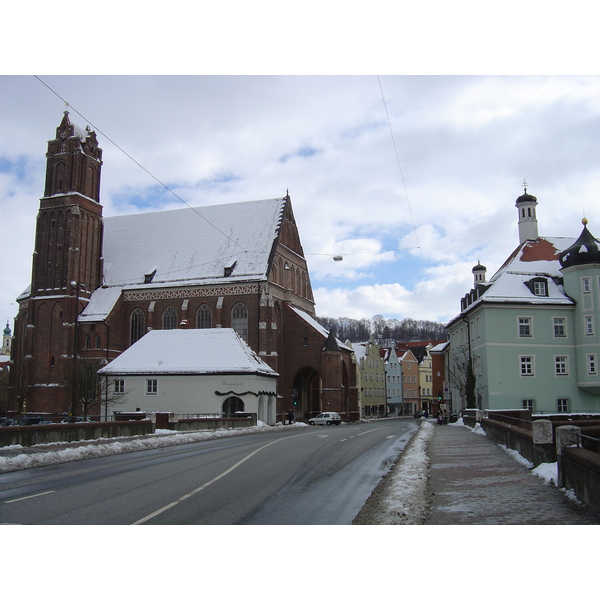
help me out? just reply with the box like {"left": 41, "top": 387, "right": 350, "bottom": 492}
{"left": 424, "top": 423, "right": 600, "bottom": 525}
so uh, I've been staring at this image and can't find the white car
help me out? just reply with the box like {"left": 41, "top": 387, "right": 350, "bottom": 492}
{"left": 308, "top": 412, "right": 342, "bottom": 426}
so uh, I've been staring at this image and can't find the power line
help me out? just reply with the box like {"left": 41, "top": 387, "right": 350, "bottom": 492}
{"left": 33, "top": 75, "right": 248, "bottom": 254}
{"left": 377, "top": 75, "right": 420, "bottom": 248}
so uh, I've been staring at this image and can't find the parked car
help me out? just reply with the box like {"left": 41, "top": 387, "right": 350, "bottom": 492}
{"left": 20, "top": 416, "right": 54, "bottom": 426}
{"left": 308, "top": 412, "right": 342, "bottom": 426}
{"left": 61, "top": 416, "right": 93, "bottom": 424}
{"left": 414, "top": 410, "right": 426, "bottom": 418}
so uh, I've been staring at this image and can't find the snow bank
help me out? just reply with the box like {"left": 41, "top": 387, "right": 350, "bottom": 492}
{"left": 353, "top": 421, "right": 434, "bottom": 525}
{"left": 0, "top": 422, "right": 308, "bottom": 473}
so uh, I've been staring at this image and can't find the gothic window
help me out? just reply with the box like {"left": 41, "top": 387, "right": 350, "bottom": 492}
{"left": 85, "top": 336, "right": 91, "bottom": 350}
{"left": 130, "top": 308, "right": 145, "bottom": 345}
{"left": 232, "top": 302, "right": 248, "bottom": 342}
{"left": 197, "top": 304, "right": 212, "bottom": 329}
{"left": 162, "top": 306, "right": 178, "bottom": 330}
{"left": 95, "top": 335, "right": 101, "bottom": 349}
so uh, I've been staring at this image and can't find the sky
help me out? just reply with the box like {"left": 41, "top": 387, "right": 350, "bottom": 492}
{"left": 3, "top": 5, "right": 600, "bottom": 335}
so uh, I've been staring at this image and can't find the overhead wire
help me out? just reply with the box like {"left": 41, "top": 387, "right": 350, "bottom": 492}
{"left": 33, "top": 75, "right": 249, "bottom": 255}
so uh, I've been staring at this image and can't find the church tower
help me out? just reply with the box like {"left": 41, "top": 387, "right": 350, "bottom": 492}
{"left": 11, "top": 112, "right": 104, "bottom": 414}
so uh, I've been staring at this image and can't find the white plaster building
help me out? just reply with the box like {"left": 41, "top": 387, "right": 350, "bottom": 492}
{"left": 98, "top": 328, "right": 279, "bottom": 424}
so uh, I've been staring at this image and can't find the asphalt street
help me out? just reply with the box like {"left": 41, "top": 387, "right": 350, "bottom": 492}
{"left": 0, "top": 419, "right": 419, "bottom": 525}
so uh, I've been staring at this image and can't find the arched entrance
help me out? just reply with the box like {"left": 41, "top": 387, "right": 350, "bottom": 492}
{"left": 222, "top": 396, "right": 244, "bottom": 417}
{"left": 292, "top": 367, "right": 321, "bottom": 420}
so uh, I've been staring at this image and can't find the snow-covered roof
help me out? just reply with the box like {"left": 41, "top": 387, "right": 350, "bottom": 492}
{"left": 351, "top": 342, "right": 367, "bottom": 360}
{"left": 102, "top": 197, "right": 285, "bottom": 288}
{"left": 98, "top": 328, "right": 279, "bottom": 377}
{"left": 448, "top": 236, "right": 577, "bottom": 326}
{"left": 78, "top": 197, "right": 286, "bottom": 321}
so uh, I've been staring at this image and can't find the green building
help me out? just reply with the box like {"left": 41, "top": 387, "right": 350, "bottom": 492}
{"left": 446, "top": 188, "right": 600, "bottom": 415}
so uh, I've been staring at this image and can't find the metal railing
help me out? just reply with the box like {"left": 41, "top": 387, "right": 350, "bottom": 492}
{"left": 575, "top": 432, "right": 600, "bottom": 456}
{"left": 485, "top": 412, "right": 533, "bottom": 432}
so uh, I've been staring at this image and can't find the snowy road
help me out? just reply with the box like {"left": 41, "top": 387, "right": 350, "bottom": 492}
{"left": 0, "top": 419, "right": 418, "bottom": 525}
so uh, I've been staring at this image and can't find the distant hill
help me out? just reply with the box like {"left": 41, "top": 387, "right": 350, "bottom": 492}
{"left": 314, "top": 314, "right": 448, "bottom": 344}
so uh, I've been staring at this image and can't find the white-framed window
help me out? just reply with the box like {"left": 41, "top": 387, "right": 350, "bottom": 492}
{"left": 146, "top": 379, "right": 158, "bottom": 395}
{"left": 582, "top": 277, "right": 591, "bottom": 294}
{"left": 585, "top": 315, "right": 595, "bottom": 336}
{"left": 533, "top": 280, "right": 547, "bottom": 296}
{"left": 522, "top": 398, "right": 534, "bottom": 411}
{"left": 518, "top": 317, "right": 532, "bottom": 337}
{"left": 114, "top": 379, "right": 125, "bottom": 395}
{"left": 520, "top": 355, "right": 534, "bottom": 376}
{"left": 557, "top": 398, "right": 569, "bottom": 413}
{"left": 553, "top": 317, "right": 566, "bottom": 338}
{"left": 554, "top": 355, "right": 568, "bottom": 376}
{"left": 588, "top": 354, "right": 598, "bottom": 375}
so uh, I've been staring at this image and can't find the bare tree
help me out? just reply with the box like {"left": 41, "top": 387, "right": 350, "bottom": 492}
{"left": 67, "top": 359, "right": 128, "bottom": 418}
{"left": 9, "top": 357, "right": 43, "bottom": 415}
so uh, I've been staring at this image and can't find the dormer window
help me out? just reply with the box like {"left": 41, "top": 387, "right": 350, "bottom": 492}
{"left": 224, "top": 260, "right": 237, "bottom": 277}
{"left": 524, "top": 277, "right": 548, "bottom": 297}
{"left": 144, "top": 269, "right": 157, "bottom": 284}
{"left": 533, "top": 280, "right": 547, "bottom": 296}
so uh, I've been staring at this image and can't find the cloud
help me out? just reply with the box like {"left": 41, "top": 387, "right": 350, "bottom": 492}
{"left": 4, "top": 75, "right": 600, "bottom": 329}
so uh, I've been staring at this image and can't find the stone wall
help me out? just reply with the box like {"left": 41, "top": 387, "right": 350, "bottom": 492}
{"left": 0, "top": 420, "right": 154, "bottom": 448}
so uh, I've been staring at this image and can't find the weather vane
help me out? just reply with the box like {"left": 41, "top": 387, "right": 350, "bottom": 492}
{"left": 522, "top": 178, "right": 528, "bottom": 192}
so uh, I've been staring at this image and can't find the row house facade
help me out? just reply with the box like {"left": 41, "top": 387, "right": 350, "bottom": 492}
{"left": 350, "top": 336, "right": 387, "bottom": 417}
{"left": 383, "top": 346, "right": 403, "bottom": 416}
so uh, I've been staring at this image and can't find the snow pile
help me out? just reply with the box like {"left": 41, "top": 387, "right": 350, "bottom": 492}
{"left": 353, "top": 421, "right": 434, "bottom": 525}
{"left": 499, "top": 444, "right": 534, "bottom": 469}
{"left": 532, "top": 461, "right": 558, "bottom": 486}
{"left": 0, "top": 422, "right": 308, "bottom": 474}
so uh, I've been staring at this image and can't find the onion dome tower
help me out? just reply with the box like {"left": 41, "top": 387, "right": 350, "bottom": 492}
{"left": 472, "top": 261, "right": 487, "bottom": 285}
{"left": 559, "top": 218, "right": 600, "bottom": 268}
{"left": 516, "top": 181, "right": 539, "bottom": 244}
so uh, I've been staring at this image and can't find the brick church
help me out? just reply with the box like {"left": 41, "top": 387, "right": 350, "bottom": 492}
{"left": 10, "top": 112, "right": 358, "bottom": 423}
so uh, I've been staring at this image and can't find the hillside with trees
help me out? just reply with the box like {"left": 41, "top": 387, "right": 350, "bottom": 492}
{"left": 315, "top": 314, "right": 448, "bottom": 344}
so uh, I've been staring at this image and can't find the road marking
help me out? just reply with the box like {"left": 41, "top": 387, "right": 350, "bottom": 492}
{"left": 357, "top": 427, "right": 385, "bottom": 436}
{"left": 5, "top": 490, "right": 55, "bottom": 504}
{"left": 132, "top": 437, "right": 287, "bottom": 525}
{"left": 385, "top": 435, "right": 395, "bottom": 439}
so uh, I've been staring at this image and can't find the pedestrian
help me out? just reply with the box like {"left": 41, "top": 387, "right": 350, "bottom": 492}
{"left": 282, "top": 411, "right": 287, "bottom": 425}
{"left": 287, "top": 410, "right": 294, "bottom": 425}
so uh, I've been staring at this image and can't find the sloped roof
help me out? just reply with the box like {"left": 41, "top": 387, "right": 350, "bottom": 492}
{"left": 447, "top": 236, "right": 576, "bottom": 326}
{"left": 102, "top": 197, "right": 285, "bottom": 288}
{"left": 80, "top": 197, "right": 286, "bottom": 321}
{"left": 98, "top": 328, "right": 278, "bottom": 377}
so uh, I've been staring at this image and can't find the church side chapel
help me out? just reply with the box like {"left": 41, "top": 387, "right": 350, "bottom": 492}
{"left": 10, "top": 113, "right": 358, "bottom": 422}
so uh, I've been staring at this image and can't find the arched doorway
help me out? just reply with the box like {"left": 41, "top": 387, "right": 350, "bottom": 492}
{"left": 292, "top": 367, "right": 321, "bottom": 420}
{"left": 222, "top": 396, "right": 245, "bottom": 417}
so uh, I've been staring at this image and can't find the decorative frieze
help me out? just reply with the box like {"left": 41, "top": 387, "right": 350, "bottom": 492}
{"left": 123, "top": 284, "right": 259, "bottom": 302}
